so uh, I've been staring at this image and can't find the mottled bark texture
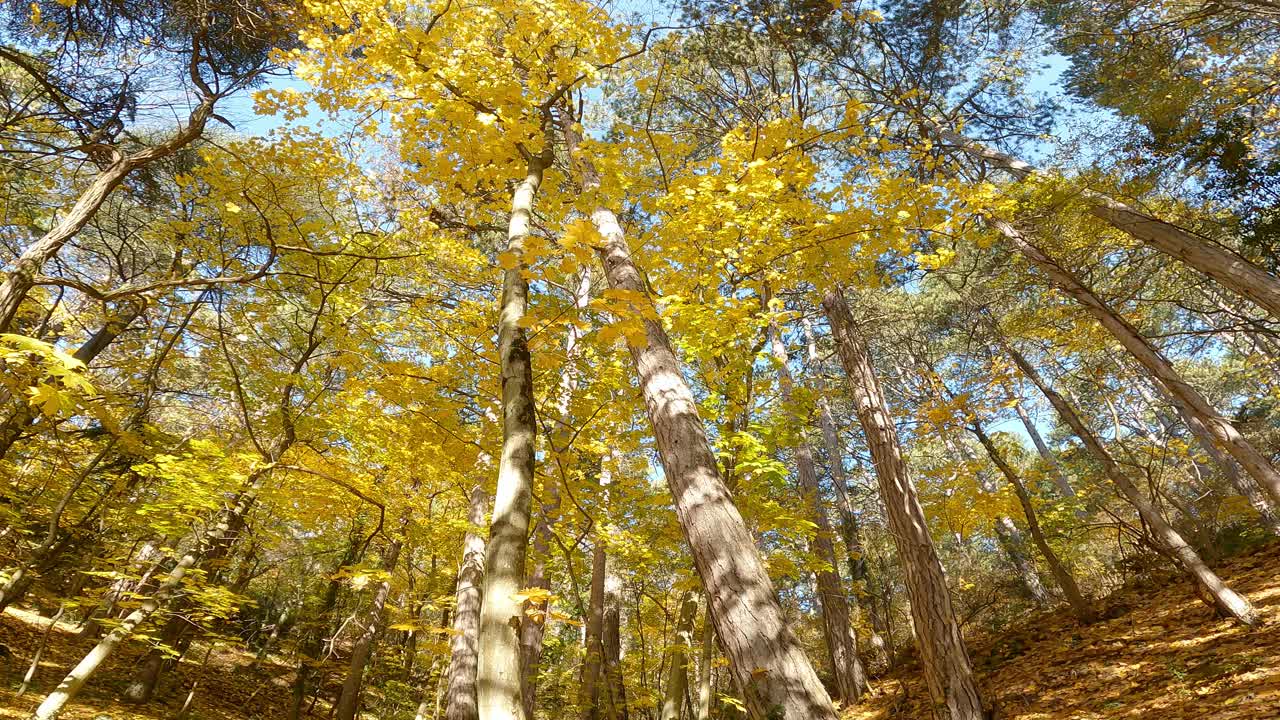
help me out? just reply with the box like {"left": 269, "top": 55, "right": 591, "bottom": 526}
{"left": 822, "top": 287, "right": 985, "bottom": 720}
{"left": 476, "top": 157, "right": 545, "bottom": 720}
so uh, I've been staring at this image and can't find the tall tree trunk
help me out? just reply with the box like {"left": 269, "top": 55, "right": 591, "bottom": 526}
{"left": 589, "top": 206, "right": 838, "bottom": 719}
{"left": 659, "top": 592, "right": 697, "bottom": 720}
{"left": 564, "top": 117, "right": 836, "bottom": 718}
{"left": 992, "top": 324, "right": 1258, "bottom": 626}
{"left": 994, "top": 218, "right": 1280, "bottom": 511}
{"left": 1010, "top": 396, "right": 1080, "bottom": 504}
{"left": 335, "top": 536, "right": 404, "bottom": 720}
{"left": 521, "top": 266, "right": 592, "bottom": 718}
{"left": 821, "top": 287, "right": 985, "bottom": 720}
{"left": 28, "top": 469, "right": 266, "bottom": 720}
{"left": 769, "top": 319, "right": 866, "bottom": 704}
{"left": 477, "top": 156, "right": 546, "bottom": 720}
{"left": 694, "top": 605, "right": 713, "bottom": 720}
{"left": 445, "top": 486, "right": 488, "bottom": 720}
{"left": 579, "top": 541, "right": 607, "bottom": 719}
{"left": 0, "top": 100, "right": 214, "bottom": 333}
{"left": 926, "top": 122, "right": 1280, "bottom": 319}
{"left": 969, "top": 425, "right": 1096, "bottom": 623}
{"left": 602, "top": 561, "right": 628, "bottom": 720}
{"left": 802, "top": 321, "right": 887, "bottom": 659}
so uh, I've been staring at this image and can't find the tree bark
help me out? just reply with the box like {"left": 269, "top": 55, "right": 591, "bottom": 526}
{"left": 802, "top": 321, "right": 887, "bottom": 658}
{"left": 0, "top": 100, "right": 215, "bottom": 333}
{"left": 521, "top": 266, "right": 591, "bottom": 718}
{"left": 927, "top": 122, "right": 1280, "bottom": 319}
{"left": 695, "top": 605, "right": 713, "bottom": 720}
{"left": 1010, "top": 397, "right": 1080, "bottom": 504}
{"left": 659, "top": 592, "right": 697, "bottom": 720}
{"left": 579, "top": 541, "right": 607, "bottom": 719}
{"left": 821, "top": 287, "right": 985, "bottom": 720}
{"left": 602, "top": 562, "right": 628, "bottom": 720}
{"left": 992, "top": 324, "right": 1258, "bottom": 626}
{"left": 769, "top": 320, "right": 866, "bottom": 703}
{"left": 335, "top": 536, "right": 403, "bottom": 720}
{"left": 477, "top": 156, "right": 545, "bottom": 720}
{"left": 969, "top": 425, "right": 1096, "bottom": 623}
{"left": 994, "top": 218, "right": 1280, "bottom": 512}
{"left": 445, "top": 486, "right": 488, "bottom": 720}
{"left": 588, "top": 204, "right": 838, "bottom": 719}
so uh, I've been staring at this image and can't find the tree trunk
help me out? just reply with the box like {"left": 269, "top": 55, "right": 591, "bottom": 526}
{"left": 588, "top": 203, "right": 838, "bottom": 719}
{"left": 563, "top": 111, "right": 836, "bottom": 717}
{"left": 1010, "top": 397, "right": 1080, "bottom": 504}
{"left": 602, "top": 561, "right": 628, "bottom": 720}
{"left": 992, "top": 324, "right": 1258, "bottom": 626}
{"left": 1134, "top": 369, "right": 1280, "bottom": 536}
{"left": 821, "top": 287, "right": 985, "bottom": 720}
{"left": 927, "top": 122, "right": 1280, "bottom": 319}
{"left": 445, "top": 486, "right": 488, "bottom": 720}
{"left": 969, "top": 425, "right": 1096, "bottom": 623}
{"left": 521, "top": 266, "right": 592, "bottom": 718}
{"left": 769, "top": 320, "right": 866, "bottom": 703}
{"left": 0, "top": 302, "right": 146, "bottom": 460}
{"left": 0, "top": 100, "right": 214, "bottom": 333}
{"left": 579, "top": 541, "right": 607, "bottom": 719}
{"left": 477, "top": 156, "right": 545, "bottom": 720}
{"left": 17, "top": 605, "right": 63, "bottom": 697}
{"left": 803, "top": 321, "right": 886, "bottom": 656}
{"left": 994, "top": 218, "right": 1280, "bottom": 511}
{"left": 334, "top": 536, "right": 404, "bottom": 720}
{"left": 992, "top": 517, "right": 1051, "bottom": 606}
{"left": 660, "top": 592, "right": 697, "bottom": 720}
{"left": 695, "top": 606, "right": 713, "bottom": 720}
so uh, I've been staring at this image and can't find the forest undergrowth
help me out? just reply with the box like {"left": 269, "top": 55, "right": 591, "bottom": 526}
{"left": 854, "top": 542, "right": 1280, "bottom": 720}
{"left": 2, "top": 542, "right": 1277, "bottom": 720}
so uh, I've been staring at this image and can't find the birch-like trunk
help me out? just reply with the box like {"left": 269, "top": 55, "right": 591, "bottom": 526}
{"left": 994, "top": 328, "right": 1258, "bottom": 626}
{"left": 769, "top": 321, "right": 866, "bottom": 703}
{"left": 1010, "top": 397, "right": 1080, "bottom": 504}
{"left": 821, "top": 287, "right": 984, "bottom": 720}
{"left": 995, "top": 218, "right": 1280, "bottom": 511}
{"left": 926, "top": 122, "right": 1280, "bottom": 319}
{"left": 445, "top": 486, "right": 487, "bottom": 720}
{"left": 970, "top": 425, "right": 1096, "bottom": 623}
{"left": 476, "top": 157, "right": 545, "bottom": 720}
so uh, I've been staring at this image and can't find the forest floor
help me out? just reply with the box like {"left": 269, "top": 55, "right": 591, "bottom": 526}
{"left": 1, "top": 542, "right": 1278, "bottom": 719}
{"left": 851, "top": 540, "right": 1280, "bottom": 720}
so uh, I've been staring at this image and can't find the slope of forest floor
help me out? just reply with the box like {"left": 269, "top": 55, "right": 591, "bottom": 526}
{"left": 852, "top": 541, "right": 1280, "bottom": 720}
{"left": 1, "top": 543, "right": 1278, "bottom": 719}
